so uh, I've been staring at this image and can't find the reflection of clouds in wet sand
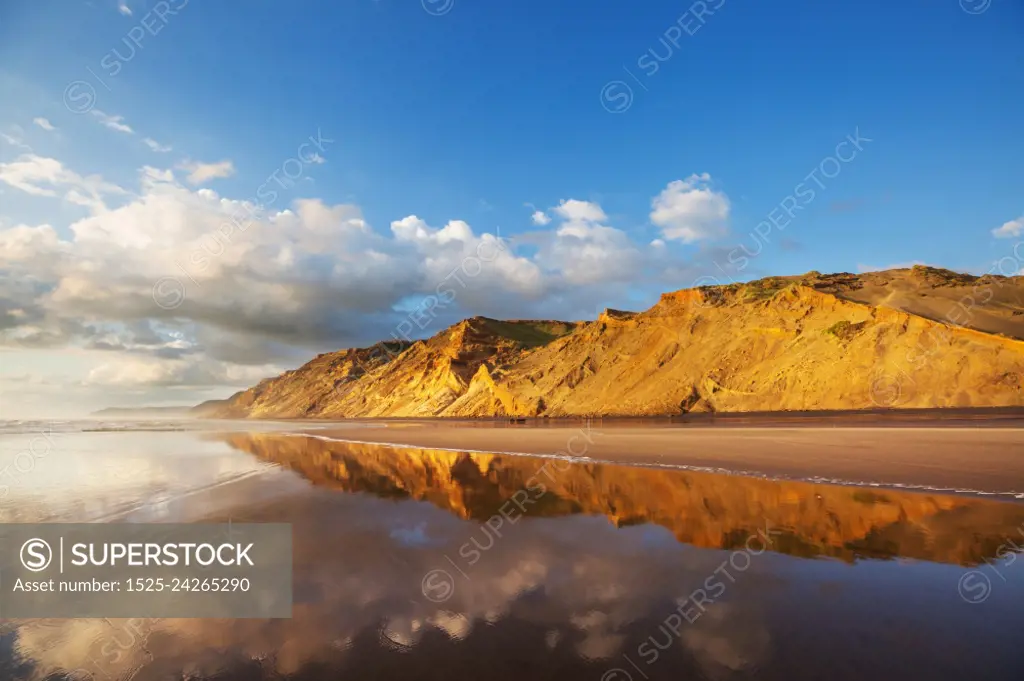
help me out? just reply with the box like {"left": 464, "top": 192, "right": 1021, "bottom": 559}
{"left": 12, "top": 488, "right": 778, "bottom": 680}
{"left": 10, "top": 434, "right": 1024, "bottom": 680}
{"left": 681, "top": 604, "right": 771, "bottom": 676}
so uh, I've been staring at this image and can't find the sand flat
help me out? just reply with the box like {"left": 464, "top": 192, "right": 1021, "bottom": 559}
{"left": 6, "top": 423, "right": 1024, "bottom": 680}
{"left": 299, "top": 419, "right": 1024, "bottom": 496}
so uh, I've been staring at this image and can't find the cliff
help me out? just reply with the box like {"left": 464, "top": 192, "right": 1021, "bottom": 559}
{"left": 201, "top": 267, "right": 1024, "bottom": 418}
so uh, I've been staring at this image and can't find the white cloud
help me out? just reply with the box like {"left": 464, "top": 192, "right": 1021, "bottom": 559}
{"left": 1, "top": 126, "right": 33, "bottom": 152}
{"left": 85, "top": 356, "right": 279, "bottom": 388}
{"left": 992, "top": 215, "right": 1023, "bottom": 239}
{"left": 118, "top": 1, "right": 132, "bottom": 15}
{"left": 90, "top": 110, "right": 134, "bottom": 134}
{"left": 542, "top": 199, "right": 641, "bottom": 286}
{"left": 0, "top": 157, "right": 708, "bottom": 409}
{"left": 554, "top": 199, "right": 607, "bottom": 223}
{"left": 0, "top": 163, "right": 556, "bottom": 379}
{"left": 389, "top": 214, "right": 543, "bottom": 297}
{"left": 650, "top": 173, "right": 730, "bottom": 243}
{"left": 143, "top": 137, "right": 173, "bottom": 153}
{"left": 178, "top": 159, "right": 236, "bottom": 185}
{"left": 32, "top": 117, "right": 56, "bottom": 132}
{"left": 531, "top": 210, "right": 551, "bottom": 226}
{"left": 0, "top": 153, "right": 127, "bottom": 213}
{"left": 0, "top": 223, "right": 65, "bottom": 261}
{"left": 1, "top": 133, "right": 29, "bottom": 150}
{"left": 0, "top": 156, "right": 63, "bottom": 197}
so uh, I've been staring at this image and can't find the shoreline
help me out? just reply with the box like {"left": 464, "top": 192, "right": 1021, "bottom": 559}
{"left": 279, "top": 419, "right": 1024, "bottom": 498}
{"left": 82, "top": 405, "right": 1024, "bottom": 427}
{"left": 217, "top": 405, "right": 1024, "bottom": 429}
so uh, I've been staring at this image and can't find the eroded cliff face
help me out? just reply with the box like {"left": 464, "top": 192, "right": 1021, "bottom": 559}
{"left": 321, "top": 318, "right": 579, "bottom": 418}
{"left": 222, "top": 433, "right": 1024, "bottom": 566}
{"left": 200, "top": 267, "right": 1024, "bottom": 418}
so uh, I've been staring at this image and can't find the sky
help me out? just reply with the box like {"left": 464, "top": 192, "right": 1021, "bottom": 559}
{"left": 0, "top": 0, "right": 1022, "bottom": 417}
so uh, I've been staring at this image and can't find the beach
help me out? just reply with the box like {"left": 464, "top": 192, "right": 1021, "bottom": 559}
{"left": 299, "top": 414, "right": 1024, "bottom": 496}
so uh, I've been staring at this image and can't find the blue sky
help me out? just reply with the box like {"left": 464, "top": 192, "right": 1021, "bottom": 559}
{"left": 0, "top": 0, "right": 1022, "bottom": 416}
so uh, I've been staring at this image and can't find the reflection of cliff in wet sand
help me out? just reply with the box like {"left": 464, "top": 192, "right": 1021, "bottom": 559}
{"left": 223, "top": 433, "right": 1024, "bottom": 566}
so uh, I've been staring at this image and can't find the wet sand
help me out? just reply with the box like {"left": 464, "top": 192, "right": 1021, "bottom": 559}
{"left": 300, "top": 418, "right": 1024, "bottom": 496}
{"left": 4, "top": 425, "right": 1023, "bottom": 680}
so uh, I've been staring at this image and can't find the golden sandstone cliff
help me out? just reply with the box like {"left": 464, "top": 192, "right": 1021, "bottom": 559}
{"left": 199, "top": 267, "right": 1024, "bottom": 418}
{"left": 222, "top": 433, "right": 1024, "bottom": 566}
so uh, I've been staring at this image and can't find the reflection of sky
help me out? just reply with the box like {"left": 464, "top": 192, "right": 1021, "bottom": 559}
{"left": 390, "top": 522, "right": 433, "bottom": 547}
{"left": 0, "top": 431, "right": 277, "bottom": 522}
{"left": 3, "top": 432, "right": 1024, "bottom": 680}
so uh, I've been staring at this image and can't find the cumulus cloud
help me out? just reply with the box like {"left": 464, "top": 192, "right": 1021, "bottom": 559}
{"left": 554, "top": 198, "right": 608, "bottom": 223}
{"left": 531, "top": 210, "right": 551, "bottom": 226}
{"left": 143, "top": 137, "right": 173, "bottom": 153}
{"left": 388, "top": 214, "right": 544, "bottom": 303}
{"left": 32, "top": 117, "right": 56, "bottom": 132}
{"left": 0, "top": 161, "right": 557, "bottom": 389}
{"left": 0, "top": 222, "right": 66, "bottom": 261}
{"left": 178, "top": 159, "right": 236, "bottom": 185}
{"left": 118, "top": 1, "right": 132, "bottom": 15}
{"left": 0, "top": 154, "right": 715, "bottom": 401}
{"left": 992, "top": 215, "right": 1023, "bottom": 239}
{"left": 650, "top": 173, "right": 730, "bottom": 243}
{"left": 90, "top": 110, "right": 134, "bottom": 134}
{"left": 540, "top": 199, "right": 644, "bottom": 286}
